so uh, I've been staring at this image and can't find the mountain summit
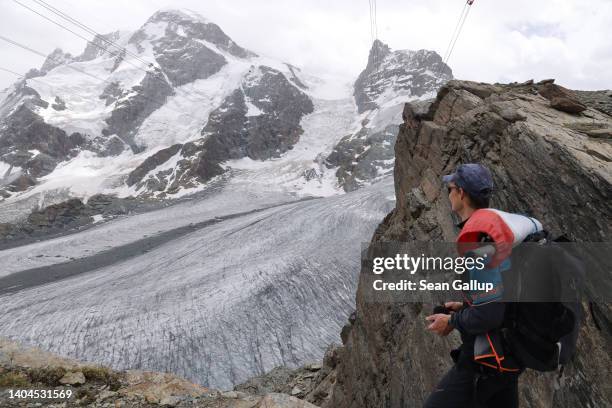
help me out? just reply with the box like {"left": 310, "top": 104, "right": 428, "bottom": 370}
{"left": 355, "top": 40, "right": 452, "bottom": 113}
{"left": 324, "top": 40, "right": 452, "bottom": 191}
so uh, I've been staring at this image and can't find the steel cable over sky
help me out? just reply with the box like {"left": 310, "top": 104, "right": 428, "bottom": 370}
{"left": 443, "top": 0, "right": 474, "bottom": 64}
{"left": 31, "top": 0, "right": 155, "bottom": 70}
{"left": 0, "top": 34, "right": 109, "bottom": 83}
{"left": 367, "top": 0, "right": 380, "bottom": 72}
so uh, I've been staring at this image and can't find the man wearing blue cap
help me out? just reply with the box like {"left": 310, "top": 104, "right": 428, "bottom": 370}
{"left": 423, "top": 163, "right": 521, "bottom": 408}
{"left": 443, "top": 162, "right": 494, "bottom": 215}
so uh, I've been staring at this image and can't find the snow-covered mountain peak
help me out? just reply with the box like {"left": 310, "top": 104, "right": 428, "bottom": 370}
{"left": 129, "top": 8, "right": 256, "bottom": 62}
{"left": 322, "top": 40, "right": 453, "bottom": 192}
{"left": 354, "top": 40, "right": 452, "bottom": 113}
{"left": 149, "top": 8, "right": 210, "bottom": 24}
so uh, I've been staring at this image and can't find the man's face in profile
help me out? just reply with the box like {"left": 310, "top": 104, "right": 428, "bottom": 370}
{"left": 447, "top": 182, "right": 463, "bottom": 213}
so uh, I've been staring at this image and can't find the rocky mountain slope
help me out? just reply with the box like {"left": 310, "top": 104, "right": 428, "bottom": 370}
{"left": 325, "top": 79, "right": 612, "bottom": 407}
{"left": 0, "top": 11, "right": 451, "bottom": 218}
{"left": 325, "top": 40, "right": 452, "bottom": 192}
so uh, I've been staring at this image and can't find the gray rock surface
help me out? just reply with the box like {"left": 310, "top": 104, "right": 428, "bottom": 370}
{"left": 574, "top": 89, "right": 612, "bottom": 116}
{"left": 206, "top": 65, "right": 314, "bottom": 160}
{"left": 326, "top": 124, "right": 398, "bottom": 192}
{"left": 326, "top": 79, "right": 612, "bottom": 408}
{"left": 152, "top": 34, "right": 227, "bottom": 87}
{"left": 128, "top": 9, "right": 255, "bottom": 87}
{"left": 0, "top": 194, "right": 148, "bottom": 244}
{"left": 51, "top": 96, "right": 66, "bottom": 111}
{"left": 235, "top": 344, "right": 340, "bottom": 407}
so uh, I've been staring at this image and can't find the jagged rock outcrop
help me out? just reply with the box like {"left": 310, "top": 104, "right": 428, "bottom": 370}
{"left": 327, "top": 79, "right": 612, "bottom": 407}
{"left": 536, "top": 80, "right": 587, "bottom": 114}
{"left": 203, "top": 65, "right": 314, "bottom": 160}
{"left": 326, "top": 125, "right": 396, "bottom": 192}
{"left": 126, "top": 140, "right": 224, "bottom": 193}
{"left": 77, "top": 31, "right": 125, "bottom": 62}
{"left": 574, "top": 89, "right": 612, "bottom": 116}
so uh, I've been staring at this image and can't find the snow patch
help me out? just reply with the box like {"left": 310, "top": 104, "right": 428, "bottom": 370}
{"left": 245, "top": 100, "right": 263, "bottom": 116}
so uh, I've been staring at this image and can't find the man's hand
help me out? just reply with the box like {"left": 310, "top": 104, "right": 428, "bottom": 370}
{"left": 444, "top": 301, "right": 463, "bottom": 312}
{"left": 426, "top": 313, "right": 453, "bottom": 336}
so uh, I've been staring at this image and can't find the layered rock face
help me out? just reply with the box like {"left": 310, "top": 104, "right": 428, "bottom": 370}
{"left": 327, "top": 80, "right": 612, "bottom": 407}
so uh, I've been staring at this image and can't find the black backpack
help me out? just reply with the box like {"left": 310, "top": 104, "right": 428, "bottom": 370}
{"left": 501, "top": 231, "right": 585, "bottom": 372}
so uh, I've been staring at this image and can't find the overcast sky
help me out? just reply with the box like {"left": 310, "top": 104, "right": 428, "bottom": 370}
{"left": 1, "top": 0, "right": 611, "bottom": 91}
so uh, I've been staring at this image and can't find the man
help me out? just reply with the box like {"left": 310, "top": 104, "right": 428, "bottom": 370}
{"left": 423, "top": 163, "right": 521, "bottom": 408}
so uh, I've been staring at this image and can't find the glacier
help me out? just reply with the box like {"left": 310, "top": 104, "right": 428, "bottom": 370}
{"left": 0, "top": 176, "right": 394, "bottom": 389}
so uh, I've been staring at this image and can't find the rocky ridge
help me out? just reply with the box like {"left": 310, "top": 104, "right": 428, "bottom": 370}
{"left": 325, "top": 79, "right": 611, "bottom": 407}
{"left": 0, "top": 193, "right": 156, "bottom": 246}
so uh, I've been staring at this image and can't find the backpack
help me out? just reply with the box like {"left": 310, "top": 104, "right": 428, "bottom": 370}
{"left": 500, "top": 231, "right": 585, "bottom": 372}
{"left": 456, "top": 209, "right": 585, "bottom": 372}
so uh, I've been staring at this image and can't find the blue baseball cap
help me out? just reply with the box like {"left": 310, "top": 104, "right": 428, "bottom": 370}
{"left": 442, "top": 163, "right": 494, "bottom": 201}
